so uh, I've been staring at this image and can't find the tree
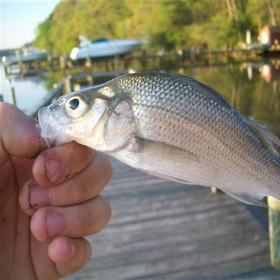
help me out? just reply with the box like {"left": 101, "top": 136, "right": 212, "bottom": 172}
{"left": 48, "top": 0, "right": 78, "bottom": 54}
{"left": 33, "top": 16, "right": 53, "bottom": 51}
{"left": 32, "top": 0, "right": 278, "bottom": 55}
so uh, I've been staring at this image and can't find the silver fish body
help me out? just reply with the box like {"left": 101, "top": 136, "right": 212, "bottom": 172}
{"left": 38, "top": 72, "right": 280, "bottom": 206}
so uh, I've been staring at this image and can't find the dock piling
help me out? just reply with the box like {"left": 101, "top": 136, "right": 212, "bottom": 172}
{"left": 9, "top": 86, "right": 17, "bottom": 106}
{"left": 268, "top": 196, "right": 280, "bottom": 270}
{"left": 65, "top": 75, "right": 74, "bottom": 92}
{"left": 4, "top": 64, "right": 9, "bottom": 77}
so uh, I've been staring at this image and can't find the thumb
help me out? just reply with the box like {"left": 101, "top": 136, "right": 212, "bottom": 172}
{"left": 0, "top": 102, "right": 47, "bottom": 166}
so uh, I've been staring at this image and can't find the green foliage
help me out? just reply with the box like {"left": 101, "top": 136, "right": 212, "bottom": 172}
{"left": 33, "top": 17, "right": 53, "bottom": 50}
{"left": 33, "top": 0, "right": 280, "bottom": 55}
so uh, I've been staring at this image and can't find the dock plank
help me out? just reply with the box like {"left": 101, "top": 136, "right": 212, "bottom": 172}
{"left": 65, "top": 158, "right": 279, "bottom": 280}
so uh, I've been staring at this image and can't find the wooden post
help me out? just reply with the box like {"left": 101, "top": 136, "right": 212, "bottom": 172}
{"left": 85, "top": 57, "right": 92, "bottom": 72}
{"left": 2, "top": 56, "right": 9, "bottom": 76}
{"left": 60, "top": 55, "right": 66, "bottom": 73}
{"left": 18, "top": 57, "right": 23, "bottom": 75}
{"left": 268, "top": 196, "right": 280, "bottom": 270}
{"left": 34, "top": 59, "right": 40, "bottom": 75}
{"left": 87, "top": 75, "right": 94, "bottom": 87}
{"left": 211, "top": 187, "right": 218, "bottom": 195}
{"left": 0, "top": 94, "right": 3, "bottom": 102}
{"left": 65, "top": 75, "right": 73, "bottom": 92}
{"left": 4, "top": 64, "right": 9, "bottom": 77}
{"left": 9, "top": 86, "right": 17, "bottom": 106}
{"left": 47, "top": 54, "right": 53, "bottom": 69}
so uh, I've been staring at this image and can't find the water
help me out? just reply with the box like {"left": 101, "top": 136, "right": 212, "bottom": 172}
{"left": 176, "top": 61, "right": 280, "bottom": 138}
{"left": 0, "top": 58, "right": 279, "bottom": 138}
{"left": 0, "top": 64, "right": 49, "bottom": 113}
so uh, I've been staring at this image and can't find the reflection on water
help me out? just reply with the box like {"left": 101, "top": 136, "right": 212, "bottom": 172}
{"left": 260, "top": 61, "right": 280, "bottom": 83}
{"left": 174, "top": 60, "right": 280, "bottom": 138}
{"left": 1, "top": 58, "right": 279, "bottom": 138}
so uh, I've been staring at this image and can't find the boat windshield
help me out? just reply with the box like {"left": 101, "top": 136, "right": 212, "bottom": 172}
{"left": 92, "top": 38, "right": 109, "bottom": 43}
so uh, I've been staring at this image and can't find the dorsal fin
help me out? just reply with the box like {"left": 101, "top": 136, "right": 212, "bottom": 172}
{"left": 242, "top": 116, "right": 280, "bottom": 157}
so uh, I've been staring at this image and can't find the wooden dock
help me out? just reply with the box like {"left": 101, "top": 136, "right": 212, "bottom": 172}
{"left": 65, "top": 158, "right": 280, "bottom": 280}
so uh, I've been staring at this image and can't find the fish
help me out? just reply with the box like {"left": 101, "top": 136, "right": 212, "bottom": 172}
{"left": 38, "top": 72, "right": 280, "bottom": 207}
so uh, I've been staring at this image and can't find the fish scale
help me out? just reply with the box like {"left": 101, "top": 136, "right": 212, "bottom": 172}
{"left": 121, "top": 76, "right": 268, "bottom": 164}
{"left": 128, "top": 104, "right": 245, "bottom": 184}
{"left": 111, "top": 75, "right": 279, "bottom": 197}
{"left": 117, "top": 76, "right": 254, "bottom": 167}
{"left": 38, "top": 72, "right": 280, "bottom": 206}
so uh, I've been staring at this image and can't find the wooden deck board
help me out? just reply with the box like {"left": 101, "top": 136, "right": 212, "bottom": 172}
{"left": 65, "top": 158, "right": 280, "bottom": 280}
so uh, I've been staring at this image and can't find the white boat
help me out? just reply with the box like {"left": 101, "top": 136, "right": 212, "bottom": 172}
{"left": 70, "top": 36, "right": 149, "bottom": 60}
{"left": 2, "top": 47, "right": 49, "bottom": 64}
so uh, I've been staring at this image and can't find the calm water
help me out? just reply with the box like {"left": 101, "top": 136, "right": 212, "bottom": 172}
{"left": 176, "top": 61, "right": 280, "bottom": 138}
{"left": 0, "top": 65, "right": 51, "bottom": 113}
{"left": 0, "top": 58, "right": 279, "bottom": 138}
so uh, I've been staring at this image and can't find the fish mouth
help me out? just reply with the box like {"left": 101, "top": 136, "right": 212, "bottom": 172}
{"left": 38, "top": 106, "right": 69, "bottom": 148}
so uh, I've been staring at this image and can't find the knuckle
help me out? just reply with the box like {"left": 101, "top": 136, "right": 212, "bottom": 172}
{"left": 69, "top": 238, "right": 91, "bottom": 271}
{"left": 69, "top": 174, "right": 89, "bottom": 204}
{"left": 68, "top": 154, "right": 112, "bottom": 205}
{"left": 84, "top": 196, "right": 111, "bottom": 233}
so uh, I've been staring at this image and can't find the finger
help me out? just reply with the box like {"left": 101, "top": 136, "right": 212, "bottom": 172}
{"left": 31, "top": 195, "right": 112, "bottom": 243}
{"left": 32, "top": 141, "right": 95, "bottom": 187}
{"left": 30, "top": 235, "right": 91, "bottom": 279}
{"left": 20, "top": 152, "right": 112, "bottom": 215}
{"left": 0, "top": 102, "right": 46, "bottom": 166}
{"left": 48, "top": 236, "right": 91, "bottom": 277}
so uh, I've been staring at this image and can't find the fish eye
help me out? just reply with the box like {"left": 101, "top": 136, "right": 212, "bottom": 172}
{"left": 68, "top": 98, "right": 80, "bottom": 110}
{"left": 66, "top": 96, "right": 87, "bottom": 118}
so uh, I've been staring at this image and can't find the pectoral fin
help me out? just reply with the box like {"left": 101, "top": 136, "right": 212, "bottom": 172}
{"left": 123, "top": 137, "right": 200, "bottom": 185}
{"left": 105, "top": 100, "right": 136, "bottom": 151}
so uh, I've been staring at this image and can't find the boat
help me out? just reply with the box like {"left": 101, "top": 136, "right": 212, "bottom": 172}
{"left": 2, "top": 47, "right": 49, "bottom": 64}
{"left": 69, "top": 36, "right": 149, "bottom": 60}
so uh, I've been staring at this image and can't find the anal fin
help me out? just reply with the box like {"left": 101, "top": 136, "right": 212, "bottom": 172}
{"left": 222, "top": 190, "right": 267, "bottom": 207}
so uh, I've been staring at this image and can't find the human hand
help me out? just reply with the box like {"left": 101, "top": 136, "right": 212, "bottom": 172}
{"left": 0, "top": 103, "right": 112, "bottom": 279}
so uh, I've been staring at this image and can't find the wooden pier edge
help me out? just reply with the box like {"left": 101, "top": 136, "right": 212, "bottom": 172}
{"left": 268, "top": 196, "right": 280, "bottom": 270}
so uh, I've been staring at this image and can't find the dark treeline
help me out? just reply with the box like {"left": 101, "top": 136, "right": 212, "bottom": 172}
{"left": 34, "top": 0, "right": 279, "bottom": 55}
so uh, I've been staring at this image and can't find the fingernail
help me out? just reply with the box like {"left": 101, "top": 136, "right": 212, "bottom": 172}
{"left": 30, "top": 186, "right": 51, "bottom": 210}
{"left": 46, "top": 160, "right": 63, "bottom": 184}
{"left": 69, "top": 241, "right": 75, "bottom": 259}
{"left": 46, "top": 212, "right": 65, "bottom": 238}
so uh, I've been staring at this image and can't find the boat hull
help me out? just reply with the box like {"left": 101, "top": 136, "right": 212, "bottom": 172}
{"left": 70, "top": 39, "right": 148, "bottom": 60}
